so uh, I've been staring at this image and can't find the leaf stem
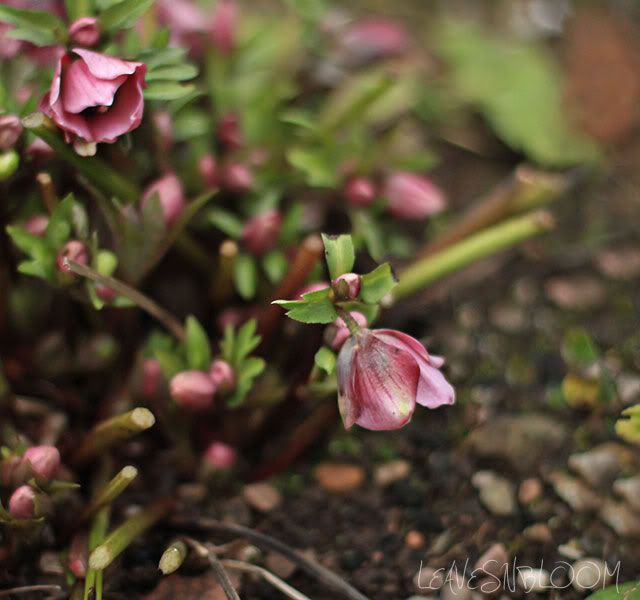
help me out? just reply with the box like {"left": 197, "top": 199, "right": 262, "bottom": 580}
{"left": 392, "top": 210, "right": 555, "bottom": 302}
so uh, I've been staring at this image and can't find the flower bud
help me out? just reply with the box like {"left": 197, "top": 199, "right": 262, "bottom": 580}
{"left": 141, "top": 172, "right": 185, "bottom": 226}
{"left": 170, "top": 370, "right": 215, "bottom": 411}
{"left": 68, "top": 17, "right": 100, "bottom": 47}
{"left": 68, "top": 532, "right": 88, "bottom": 578}
{"left": 9, "top": 485, "right": 36, "bottom": 519}
{"left": 199, "top": 153, "right": 219, "bottom": 188}
{"left": 240, "top": 209, "right": 282, "bottom": 256}
{"left": 208, "top": 359, "right": 235, "bottom": 393}
{"left": 384, "top": 172, "right": 446, "bottom": 219}
{"left": 56, "top": 240, "right": 89, "bottom": 274}
{"left": 326, "top": 311, "right": 367, "bottom": 351}
{"left": 211, "top": 0, "right": 237, "bottom": 55}
{"left": 221, "top": 162, "right": 253, "bottom": 193}
{"left": 24, "top": 214, "right": 49, "bottom": 237}
{"left": 141, "top": 358, "right": 162, "bottom": 398}
{"left": 22, "top": 446, "right": 60, "bottom": 481}
{"left": 25, "top": 138, "right": 54, "bottom": 163}
{"left": 0, "top": 115, "right": 22, "bottom": 151}
{"left": 203, "top": 441, "right": 236, "bottom": 470}
{"left": 332, "top": 272, "right": 361, "bottom": 301}
{"left": 344, "top": 177, "right": 376, "bottom": 207}
{"left": 217, "top": 113, "right": 243, "bottom": 151}
{"left": 340, "top": 18, "right": 409, "bottom": 63}
{"left": 153, "top": 111, "right": 173, "bottom": 152}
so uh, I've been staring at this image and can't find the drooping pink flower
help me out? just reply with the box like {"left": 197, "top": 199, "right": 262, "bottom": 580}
{"left": 336, "top": 328, "right": 454, "bottom": 430}
{"left": 9, "top": 485, "right": 36, "bottom": 519}
{"left": 203, "top": 441, "right": 236, "bottom": 469}
{"left": 170, "top": 370, "right": 216, "bottom": 411}
{"left": 22, "top": 446, "right": 60, "bottom": 481}
{"left": 384, "top": 172, "right": 446, "bottom": 219}
{"left": 141, "top": 172, "right": 185, "bottom": 226}
{"left": 68, "top": 17, "right": 101, "bottom": 47}
{"left": 240, "top": 209, "right": 282, "bottom": 256}
{"left": 344, "top": 177, "right": 376, "bottom": 207}
{"left": 340, "top": 18, "right": 409, "bottom": 63}
{"left": 211, "top": 0, "right": 237, "bottom": 55}
{"left": 208, "top": 359, "right": 235, "bottom": 392}
{"left": 0, "top": 115, "right": 22, "bottom": 150}
{"left": 40, "top": 49, "right": 146, "bottom": 145}
{"left": 199, "top": 153, "right": 219, "bottom": 188}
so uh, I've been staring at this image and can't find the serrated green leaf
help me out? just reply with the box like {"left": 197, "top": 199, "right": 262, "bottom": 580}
{"left": 185, "top": 316, "right": 211, "bottom": 370}
{"left": 241, "top": 356, "right": 265, "bottom": 379}
{"left": 141, "top": 47, "right": 188, "bottom": 70}
{"left": 235, "top": 320, "right": 260, "bottom": 362}
{"left": 99, "top": 0, "right": 155, "bottom": 32}
{"left": 360, "top": 263, "right": 397, "bottom": 304}
{"left": 0, "top": 6, "right": 66, "bottom": 45}
{"left": 208, "top": 208, "right": 243, "bottom": 238}
{"left": 6, "top": 226, "right": 46, "bottom": 257}
{"left": 233, "top": 253, "right": 258, "bottom": 300}
{"left": 321, "top": 233, "right": 355, "bottom": 280}
{"left": 314, "top": 346, "right": 336, "bottom": 375}
{"left": 17, "top": 260, "right": 48, "bottom": 280}
{"left": 286, "top": 299, "right": 337, "bottom": 324}
{"left": 144, "top": 82, "right": 196, "bottom": 101}
{"left": 146, "top": 64, "right": 199, "bottom": 82}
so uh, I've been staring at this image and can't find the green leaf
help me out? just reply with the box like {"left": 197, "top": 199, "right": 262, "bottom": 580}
{"left": 314, "top": 347, "right": 336, "bottom": 375}
{"left": 0, "top": 150, "right": 19, "bottom": 181}
{"left": 146, "top": 64, "right": 199, "bottom": 82}
{"left": 154, "top": 349, "right": 184, "bottom": 379}
{"left": 586, "top": 582, "right": 640, "bottom": 599}
{"left": 286, "top": 299, "right": 337, "bottom": 324}
{"left": 287, "top": 147, "right": 338, "bottom": 188}
{"left": 235, "top": 319, "right": 260, "bottom": 362}
{"left": 95, "top": 250, "right": 118, "bottom": 277}
{"left": 17, "top": 260, "right": 48, "bottom": 280}
{"left": 435, "top": 20, "right": 599, "bottom": 167}
{"left": 45, "top": 194, "right": 76, "bottom": 250}
{"left": 241, "top": 356, "right": 265, "bottom": 379}
{"left": 321, "top": 233, "right": 355, "bottom": 280}
{"left": 144, "top": 82, "right": 196, "bottom": 101}
{"left": 360, "top": 263, "right": 397, "bottom": 304}
{"left": 6, "top": 226, "right": 47, "bottom": 258}
{"left": 233, "top": 253, "right": 258, "bottom": 300}
{"left": 561, "top": 328, "right": 599, "bottom": 368}
{"left": 185, "top": 316, "right": 211, "bottom": 371}
{"left": 208, "top": 208, "right": 243, "bottom": 238}
{"left": 616, "top": 405, "right": 640, "bottom": 445}
{"left": 141, "top": 47, "right": 188, "bottom": 70}
{"left": 0, "top": 6, "right": 66, "bottom": 45}
{"left": 65, "top": 0, "right": 92, "bottom": 22}
{"left": 262, "top": 250, "right": 288, "bottom": 284}
{"left": 99, "top": 0, "right": 155, "bottom": 32}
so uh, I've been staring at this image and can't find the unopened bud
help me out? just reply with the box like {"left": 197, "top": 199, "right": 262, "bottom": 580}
{"left": 340, "top": 17, "right": 409, "bottom": 63}
{"left": 0, "top": 115, "right": 22, "bottom": 150}
{"left": 9, "top": 485, "right": 36, "bottom": 519}
{"left": 332, "top": 272, "right": 361, "bottom": 301}
{"left": 68, "top": 532, "right": 88, "bottom": 578}
{"left": 222, "top": 162, "right": 253, "bottom": 193}
{"left": 344, "top": 177, "right": 376, "bottom": 207}
{"left": 170, "top": 370, "right": 215, "bottom": 410}
{"left": 68, "top": 17, "right": 100, "bottom": 47}
{"left": 56, "top": 240, "right": 89, "bottom": 274}
{"left": 24, "top": 214, "right": 49, "bottom": 237}
{"left": 199, "top": 153, "right": 219, "bottom": 188}
{"left": 203, "top": 441, "right": 236, "bottom": 470}
{"left": 240, "top": 209, "right": 282, "bottom": 256}
{"left": 25, "top": 138, "right": 54, "bottom": 162}
{"left": 141, "top": 172, "right": 185, "bottom": 226}
{"left": 208, "top": 359, "right": 235, "bottom": 392}
{"left": 211, "top": 0, "right": 237, "bottom": 55}
{"left": 22, "top": 446, "right": 60, "bottom": 481}
{"left": 384, "top": 172, "right": 446, "bottom": 219}
{"left": 217, "top": 113, "right": 243, "bottom": 151}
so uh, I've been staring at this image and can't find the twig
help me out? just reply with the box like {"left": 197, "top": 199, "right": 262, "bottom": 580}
{"left": 222, "top": 559, "right": 312, "bottom": 600}
{"left": 0, "top": 585, "right": 62, "bottom": 597}
{"left": 36, "top": 172, "right": 57, "bottom": 213}
{"left": 184, "top": 538, "right": 240, "bottom": 600}
{"left": 171, "top": 517, "right": 370, "bottom": 600}
{"left": 64, "top": 260, "right": 186, "bottom": 342}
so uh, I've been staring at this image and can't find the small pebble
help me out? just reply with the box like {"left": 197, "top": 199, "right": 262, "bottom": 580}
{"left": 548, "top": 472, "right": 602, "bottom": 512}
{"left": 596, "top": 246, "right": 640, "bottom": 280}
{"left": 242, "top": 482, "right": 282, "bottom": 513}
{"left": 265, "top": 552, "right": 296, "bottom": 579}
{"left": 568, "top": 443, "right": 636, "bottom": 489}
{"left": 472, "top": 471, "right": 517, "bottom": 516}
{"left": 518, "top": 478, "right": 543, "bottom": 505}
{"left": 572, "top": 558, "right": 612, "bottom": 591}
{"left": 600, "top": 499, "right": 640, "bottom": 537}
{"left": 545, "top": 276, "right": 606, "bottom": 310}
{"left": 374, "top": 459, "right": 411, "bottom": 487}
{"left": 474, "top": 543, "right": 509, "bottom": 577}
{"left": 523, "top": 523, "right": 553, "bottom": 543}
{"left": 441, "top": 572, "right": 472, "bottom": 600}
{"left": 405, "top": 530, "right": 425, "bottom": 549}
{"left": 517, "top": 567, "right": 550, "bottom": 592}
{"left": 314, "top": 462, "right": 365, "bottom": 493}
{"left": 613, "top": 476, "right": 640, "bottom": 511}
{"left": 558, "top": 543, "right": 583, "bottom": 560}
{"left": 617, "top": 374, "right": 640, "bottom": 405}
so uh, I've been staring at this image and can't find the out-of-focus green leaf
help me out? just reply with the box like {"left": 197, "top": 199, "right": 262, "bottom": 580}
{"left": 287, "top": 147, "right": 338, "bottom": 188}
{"left": 616, "top": 405, "right": 640, "bottom": 444}
{"left": 154, "top": 349, "right": 184, "bottom": 379}
{"left": 99, "top": 0, "right": 155, "bottom": 32}
{"left": 185, "top": 316, "right": 211, "bottom": 371}
{"left": 314, "top": 346, "right": 336, "bottom": 375}
{"left": 146, "top": 64, "right": 198, "bottom": 82}
{"left": 233, "top": 253, "right": 258, "bottom": 300}
{"left": 0, "top": 6, "right": 66, "bottom": 45}
{"left": 144, "top": 82, "right": 196, "bottom": 102}
{"left": 208, "top": 208, "right": 243, "bottom": 238}
{"left": 321, "top": 233, "right": 355, "bottom": 280}
{"left": 262, "top": 250, "right": 288, "bottom": 284}
{"left": 561, "top": 328, "right": 599, "bottom": 368}
{"left": 586, "top": 582, "right": 640, "bottom": 599}
{"left": 435, "top": 20, "right": 599, "bottom": 167}
{"left": 0, "top": 151, "right": 19, "bottom": 181}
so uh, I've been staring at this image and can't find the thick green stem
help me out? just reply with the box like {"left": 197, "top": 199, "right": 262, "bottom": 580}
{"left": 392, "top": 210, "right": 554, "bottom": 302}
{"left": 84, "top": 507, "right": 110, "bottom": 600}
{"left": 72, "top": 408, "right": 155, "bottom": 466}
{"left": 80, "top": 466, "right": 138, "bottom": 524}
{"left": 22, "top": 113, "right": 139, "bottom": 203}
{"left": 159, "top": 540, "right": 187, "bottom": 575}
{"left": 89, "top": 499, "right": 174, "bottom": 571}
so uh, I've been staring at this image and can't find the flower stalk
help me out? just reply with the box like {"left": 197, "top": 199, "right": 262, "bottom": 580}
{"left": 79, "top": 466, "right": 138, "bottom": 524}
{"left": 392, "top": 210, "right": 554, "bottom": 302}
{"left": 159, "top": 539, "right": 187, "bottom": 575}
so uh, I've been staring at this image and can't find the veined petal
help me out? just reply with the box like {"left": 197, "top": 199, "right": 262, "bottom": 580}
{"left": 336, "top": 335, "right": 360, "bottom": 429}
{"left": 61, "top": 59, "right": 126, "bottom": 114}
{"left": 72, "top": 48, "right": 142, "bottom": 79}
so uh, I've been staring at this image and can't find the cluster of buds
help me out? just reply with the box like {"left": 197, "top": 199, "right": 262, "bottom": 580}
{"left": 169, "top": 359, "right": 235, "bottom": 411}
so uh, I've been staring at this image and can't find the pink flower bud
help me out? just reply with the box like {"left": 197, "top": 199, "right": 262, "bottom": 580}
{"left": 326, "top": 311, "right": 367, "bottom": 351}
{"left": 153, "top": 111, "right": 173, "bottom": 151}
{"left": 56, "top": 240, "right": 89, "bottom": 273}
{"left": 199, "top": 153, "right": 219, "bottom": 188}
{"left": 95, "top": 284, "right": 116, "bottom": 302}
{"left": 24, "top": 214, "right": 49, "bottom": 237}
{"left": 203, "top": 441, "right": 236, "bottom": 469}
{"left": 217, "top": 113, "right": 243, "bottom": 151}
{"left": 208, "top": 359, "right": 235, "bottom": 392}
{"left": 293, "top": 281, "right": 330, "bottom": 299}
{"left": 221, "top": 162, "right": 253, "bottom": 193}
{"left": 141, "top": 358, "right": 162, "bottom": 398}
{"left": 68, "top": 17, "right": 101, "bottom": 47}
{"left": 240, "top": 209, "right": 282, "bottom": 256}
{"left": 211, "top": 0, "right": 237, "bottom": 55}
{"left": 68, "top": 532, "right": 88, "bottom": 578}
{"left": 0, "top": 115, "right": 22, "bottom": 151}
{"left": 384, "top": 172, "right": 446, "bottom": 219}
{"left": 22, "top": 446, "right": 60, "bottom": 481}
{"left": 25, "top": 138, "right": 53, "bottom": 162}
{"left": 141, "top": 172, "right": 185, "bottom": 226}
{"left": 336, "top": 328, "right": 454, "bottom": 430}
{"left": 340, "top": 18, "right": 409, "bottom": 63}
{"left": 344, "top": 177, "right": 376, "bottom": 207}
{"left": 332, "top": 272, "right": 361, "bottom": 301}
{"left": 170, "top": 370, "right": 215, "bottom": 411}
{"left": 9, "top": 485, "right": 36, "bottom": 519}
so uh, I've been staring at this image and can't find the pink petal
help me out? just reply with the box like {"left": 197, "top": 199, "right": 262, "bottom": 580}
{"left": 61, "top": 59, "right": 126, "bottom": 113}
{"left": 336, "top": 336, "right": 360, "bottom": 429}
{"left": 72, "top": 48, "right": 142, "bottom": 79}
{"left": 415, "top": 362, "right": 455, "bottom": 409}
{"left": 350, "top": 331, "right": 418, "bottom": 430}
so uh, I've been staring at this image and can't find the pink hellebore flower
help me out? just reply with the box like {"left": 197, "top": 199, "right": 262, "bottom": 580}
{"left": 384, "top": 172, "right": 446, "bottom": 220}
{"left": 141, "top": 172, "right": 185, "bottom": 226}
{"left": 40, "top": 49, "right": 146, "bottom": 145}
{"left": 211, "top": 0, "right": 237, "bottom": 55}
{"left": 336, "top": 328, "right": 454, "bottom": 430}
{"left": 68, "top": 17, "right": 101, "bottom": 47}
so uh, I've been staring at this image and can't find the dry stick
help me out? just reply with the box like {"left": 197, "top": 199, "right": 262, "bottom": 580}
{"left": 257, "top": 234, "right": 324, "bottom": 344}
{"left": 36, "top": 172, "right": 58, "bottom": 213}
{"left": 0, "top": 585, "right": 62, "bottom": 597}
{"left": 184, "top": 538, "right": 240, "bottom": 600}
{"left": 221, "top": 559, "right": 312, "bottom": 600}
{"left": 416, "top": 165, "right": 576, "bottom": 259}
{"left": 171, "top": 517, "right": 370, "bottom": 600}
{"left": 64, "top": 259, "right": 186, "bottom": 342}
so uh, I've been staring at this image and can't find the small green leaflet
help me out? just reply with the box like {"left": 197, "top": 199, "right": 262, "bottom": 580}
{"left": 99, "top": 0, "right": 156, "bottom": 32}
{"left": 321, "top": 233, "right": 355, "bottom": 280}
{"left": 185, "top": 316, "right": 212, "bottom": 371}
{"left": 314, "top": 347, "right": 336, "bottom": 375}
{"left": 360, "top": 263, "right": 397, "bottom": 303}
